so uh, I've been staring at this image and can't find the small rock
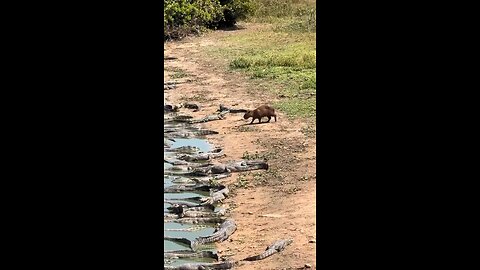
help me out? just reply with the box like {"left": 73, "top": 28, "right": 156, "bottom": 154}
{"left": 309, "top": 239, "right": 316, "bottom": 243}
{"left": 248, "top": 211, "right": 253, "bottom": 215}
{"left": 305, "top": 263, "right": 312, "bottom": 268}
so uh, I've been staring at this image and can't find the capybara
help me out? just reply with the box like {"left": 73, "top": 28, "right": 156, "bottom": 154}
{"left": 243, "top": 105, "right": 277, "bottom": 124}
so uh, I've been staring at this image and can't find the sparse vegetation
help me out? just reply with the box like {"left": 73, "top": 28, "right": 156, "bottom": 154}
{"left": 242, "top": 151, "right": 261, "bottom": 160}
{"left": 242, "top": 150, "right": 278, "bottom": 161}
{"left": 165, "top": 67, "right": 189, "bottom": 79}
{"left": 234, "top": 174, "right": 250, "bottom": 188}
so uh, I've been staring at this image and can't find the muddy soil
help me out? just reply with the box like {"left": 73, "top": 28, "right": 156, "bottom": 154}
{"left": 164, "top": 25, "right": 316, "bottom": 270}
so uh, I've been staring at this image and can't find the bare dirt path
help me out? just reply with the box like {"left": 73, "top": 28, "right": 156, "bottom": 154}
{"left": 164, "top": 24, "right": 316, "bottom": 270}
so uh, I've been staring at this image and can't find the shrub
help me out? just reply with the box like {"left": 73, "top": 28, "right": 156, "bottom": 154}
{"left": 164, "top": 0, "right": 255, "bottom": 40}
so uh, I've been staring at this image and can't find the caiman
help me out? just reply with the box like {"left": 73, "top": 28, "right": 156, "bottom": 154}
{"left": 163, "top": 217, "right": 225, "bottom": 224}
{"left": 191, "top": 219, "right": 236, "bottom": 251}
{"left": 217, "top": 104, "right": 248, "bottom": 113}
{"left": 164, "top": 250, "right": 218, "bottom": 260}
{"left": 177, "top": 148, "right": 225, "bottom": 162}
{"left": 188, "top": 160, "right": 268, "bottom": 176}
{"left": 164, "top": 261, "right": 234, "bottom": 270}
{"left": 200, "top": 187, "right": 229, "bottom": 205}
{"left": 242, "top": 239, "right": 293, "bottom": 261}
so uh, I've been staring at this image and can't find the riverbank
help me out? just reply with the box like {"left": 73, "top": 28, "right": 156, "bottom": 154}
{"left": 164, "top": 22, "right": 316, "bottom": 269}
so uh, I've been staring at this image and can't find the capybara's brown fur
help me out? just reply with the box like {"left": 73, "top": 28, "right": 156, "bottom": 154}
{"left": 243, "top": 105, "right": 277, "bottom": 124}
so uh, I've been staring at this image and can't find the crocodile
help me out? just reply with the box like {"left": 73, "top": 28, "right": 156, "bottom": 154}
{"left": 217, "top": 104, "right": 248, "bottom": 113}
{"left": 164, "top": 80, "right": 186, "bottom": 85}
{"left": 242, "top": 239, "right": 293, "bottom": 261}
{"left": 164, "top": 225, "right": 208, "bottom": 232}
{"left": 167, "top": 174, "right": 231, "bottom": 185}
{"left": 164, "top": 250, "right": 218, "bottom": 260}
{"left": 163, "top": 261, "right": 234, "bottom": 270}
{"left": 181, "top": 208, "right": 226, "bottom": 218}
{"left": 189, "top": 173, "right": 232, "bottom": 183}
{"left": 191, "top": 219, "right": 236, "bottom": 251}
{"left": 167, "top": 204, "right": 215, "bottom": 213}
{"left": 164, "top": 196, "right": 204, "bottom": 203}
{"left": 164, "top": 114, "right": 194, "bottom": 121}
{"left": 177, "top": 148, "right": 225, "bottom": 162}
{"left": 164, "top": 184, "right": 226, "bottom": 193}
{"left": 165, "top": 145, "right": 200, "bottom": 154}
{"left": 164, "top": 213, "right": 181, "bottom": 219}
{"left": 165, "top": 206, "right": 225, "bottom": 219}
{"left": 170, "top": 176, "right": 198, "bottom": 184}
{"left": 188, "top": 111, "right": 229, "bottom": 124}
{"left": 164, "top": 163, "right": 216, "bottom": 175}
{"left": 164, "top": 158, "right": 190, "bottom": 166}
{"left": 164, "top": 130, "right": 219, "bottom": 139}
{"left": 200, "top": 187, "right": 229, "bottom": 205}
{"left": 164, "top": 236, "right": 193, "bottom": 248}
{"left": 164, "top": 199, "right": 200, "bottom": 208}
{"left": 193, "top": 129, "right": 219, "bottom": 136}
{"left": 163, "top": 217, "right": 225, "bottom": 224}
{"left": 187, "top": 160, "right": 268, "bottom": 176}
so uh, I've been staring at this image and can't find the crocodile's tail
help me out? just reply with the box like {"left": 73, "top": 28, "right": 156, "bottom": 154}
{"left": 242, "top": 254, "right": 262, "bottom": 261}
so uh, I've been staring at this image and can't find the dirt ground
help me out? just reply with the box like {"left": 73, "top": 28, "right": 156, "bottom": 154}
{"left": 164, "top": 25, "right": 316, "bottom": 270}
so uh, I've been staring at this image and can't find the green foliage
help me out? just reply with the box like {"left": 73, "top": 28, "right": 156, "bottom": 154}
{"left": 164, "top": 0, "right": 255, "bottom": 40}
{"left": 164, "top": 0, "right": 223, "bottom": 40}
{"left": 219, "top": 0, "right": 256, "bottom": 26}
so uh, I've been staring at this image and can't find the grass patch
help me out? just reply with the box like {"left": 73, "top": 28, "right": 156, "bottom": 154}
{"left": 165, "top": 67, "right": 189, "bottom": 79}
{"left": 276, "top": 98, "right": 316, "bottom": 118}
{"left": 242, "top": 151, "right": 263, "bottom": 160}
{"left": 234, "top": 174, "right": 250, "bottom": 188}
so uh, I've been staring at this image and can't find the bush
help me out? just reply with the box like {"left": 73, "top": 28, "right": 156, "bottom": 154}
{"left": 164, "top": 0, "right": 255, "bottom": 40}
{"left": 164, "top": 0, "right": 224, "bottom": 40}
{"left": 217, "top": 0, "right": 255, "bottom": 27}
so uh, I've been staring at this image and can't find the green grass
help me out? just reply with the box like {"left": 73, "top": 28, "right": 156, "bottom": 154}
{"left": 250, "top": 0, "right": 316, "bottom": 23}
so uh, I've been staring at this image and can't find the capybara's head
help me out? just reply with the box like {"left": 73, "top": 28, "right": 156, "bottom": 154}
{"left": 243, "top": 111, "right": 252, "bottom": 119}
